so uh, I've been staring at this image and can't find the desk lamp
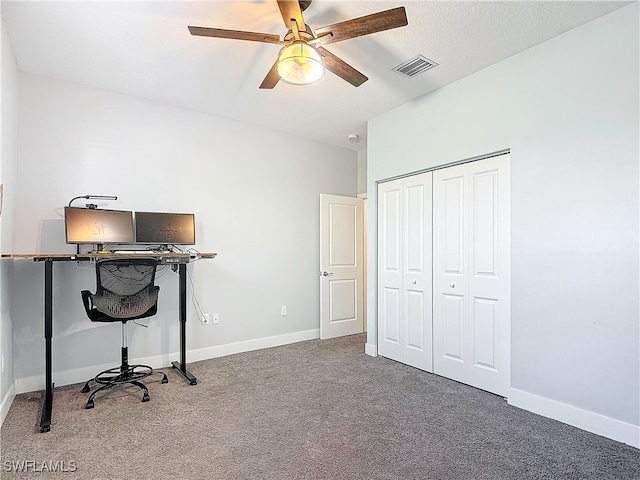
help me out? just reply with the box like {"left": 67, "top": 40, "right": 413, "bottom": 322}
{"left": 68, "top": 195, "right": 117, "bottom": 209}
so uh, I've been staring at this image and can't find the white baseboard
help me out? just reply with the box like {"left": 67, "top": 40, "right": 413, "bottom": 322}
{"left": 185, "top": 329, "right": 319, "bottom": 364}
{"left": 14, "top": 329, "right": 320, "bottom": 395}
{"left": 1, "top": 383, "right": 16, "bottom": 428}
{"left": 365, "top": 342, "right": 377, "bottom": 357}
{"left": 508, "top": 387, "right": 639, "bottom": 449}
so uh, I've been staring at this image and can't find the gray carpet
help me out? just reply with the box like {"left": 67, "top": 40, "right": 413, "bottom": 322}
{"left": 1, "top": 334, "right": 638, "bottom": 479}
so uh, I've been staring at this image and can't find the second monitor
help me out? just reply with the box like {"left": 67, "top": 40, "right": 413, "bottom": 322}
{"left": 135, "top": 212, "right": 195, "bottom": 245}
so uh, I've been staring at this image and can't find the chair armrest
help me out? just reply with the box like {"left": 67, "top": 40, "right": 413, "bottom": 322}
{"left": 80, "top": 290, "right": 93, "bottom": 317}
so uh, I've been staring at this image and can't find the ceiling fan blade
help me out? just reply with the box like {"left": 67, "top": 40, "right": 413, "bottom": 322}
{"left": 317, "top": 47, "right": 368, "bottom": 87}
{"left": 314, "top": 6, "right": 408, "bottom": 45}
{"left": 277, "top": 0, "right": 305, "bottom": 31}
{"left": 259, "top": 60, "right": 280, "bottom": 89}
{"left": 188, "top": 26, "right": 282, "bottom": 45}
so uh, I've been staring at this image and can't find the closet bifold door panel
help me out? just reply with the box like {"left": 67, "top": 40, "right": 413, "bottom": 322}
{"left": 432, "top": 154, "right": 510, "bottom": 396}
{"left": 377, "top": 172, "right": 433, "bottom": 372}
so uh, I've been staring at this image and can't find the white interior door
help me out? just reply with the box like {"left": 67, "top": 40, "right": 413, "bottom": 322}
{"left": 378, "top": 172, "right": 433, "bottom": 371}
{"left": 319, "top": 194, "right": 363, "bottom": 339}
{"left": 432, "top": 153, "right": 510, "bottom": 396}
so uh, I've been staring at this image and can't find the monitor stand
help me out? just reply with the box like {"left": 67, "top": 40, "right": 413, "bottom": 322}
{"left": 74, "top": 244, "right": 103, "bottom": 254}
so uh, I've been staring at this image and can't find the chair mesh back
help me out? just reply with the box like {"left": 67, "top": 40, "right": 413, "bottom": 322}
{"left": 93, "top": 260, "right": 158, "bottom": 319}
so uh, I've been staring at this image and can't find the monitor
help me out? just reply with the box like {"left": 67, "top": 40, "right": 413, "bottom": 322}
{"left": 134, "top": 211, "right": 195, "bottom": 245}
{"left": 64, "top": 207, "right": 134, "bottom": 245}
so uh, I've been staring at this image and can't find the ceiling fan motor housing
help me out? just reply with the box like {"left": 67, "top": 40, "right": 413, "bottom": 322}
{"left": 283, "top": 24, "right": 316, "bottom": 43}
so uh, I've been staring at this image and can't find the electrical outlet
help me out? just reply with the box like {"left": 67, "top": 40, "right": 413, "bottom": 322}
{"left": 281, "top": 306, "right": 287, "bottom": 316}
{"left": 202, "top": 313, "right": 211, "bottom": 325}
{"left": 212, "top": 313, "right": 219, "bottom": 325}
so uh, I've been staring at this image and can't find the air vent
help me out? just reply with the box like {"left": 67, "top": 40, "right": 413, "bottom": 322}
{"left": 392, "top": 55, "right": 438, "bottom": 78}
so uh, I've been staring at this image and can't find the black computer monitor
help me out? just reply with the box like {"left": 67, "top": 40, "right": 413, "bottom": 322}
{"left": 64, "top": 207, "right": 134, "bottom": 245}
{"left": 134, "top": 212, "right": 195, "bottom": 245}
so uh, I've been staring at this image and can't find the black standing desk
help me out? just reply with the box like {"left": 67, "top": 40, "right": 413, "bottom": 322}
{"left": 2, "top": 252, "right": 216, "bottom": 432}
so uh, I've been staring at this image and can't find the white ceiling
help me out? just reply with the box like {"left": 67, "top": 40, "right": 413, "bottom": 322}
{"left": 1, "top": 0, "right": 630, "bottom": 151}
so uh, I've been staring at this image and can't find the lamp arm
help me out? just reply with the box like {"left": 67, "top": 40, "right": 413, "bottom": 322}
{"left": 68, "top": 195, "right": 118, "bottom": 207}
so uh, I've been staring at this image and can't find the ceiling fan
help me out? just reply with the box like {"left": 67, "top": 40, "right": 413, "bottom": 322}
{"left": 188, "top": 0, "right": 408, "bottom": 88}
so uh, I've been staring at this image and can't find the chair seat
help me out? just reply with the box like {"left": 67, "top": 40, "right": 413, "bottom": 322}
{"left": 81, "top": 287, "right": 159, "bottom": 323}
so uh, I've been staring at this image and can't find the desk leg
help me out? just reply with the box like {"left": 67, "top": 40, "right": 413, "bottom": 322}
{"left": 39, "top": 259, "right": 54, "bottom": 433}
{"left": 171, "top": 263, "right": 198, "bottom": 385}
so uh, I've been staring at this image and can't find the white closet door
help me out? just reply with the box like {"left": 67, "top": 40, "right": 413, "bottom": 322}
{"left": 378, "top": 179, "right": 403, "bottom": 362}
{"left": 401, "top": 173, "right": 433, "bottom": 371}
{"left": 433, "top": 154, "right": 510, "bottom": 396}
{"left": 378, "top": 172, "right": 433, "bottom": 371}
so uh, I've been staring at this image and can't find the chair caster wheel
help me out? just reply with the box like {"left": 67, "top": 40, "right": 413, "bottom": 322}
{"left": 142, "top": 394, "right": 150, "bottom": 402}
{"left": 85, "top": 401, "right": 94, "bottom": 409}
{"left": 81, "top": 385, "right": 90, "bottom": 393}
{"left": 161, "top": 377, "right": 168, "bottom": 384}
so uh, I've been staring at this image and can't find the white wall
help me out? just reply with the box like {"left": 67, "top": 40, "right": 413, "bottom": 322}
{"left": 367, "top": 4, "right": 639, "bottom": 444}
{"left": 10, "top": 73, "right": 357, "bottom": 386}
{"left": 0, "top": 16, "right": 19, "bottom": 424}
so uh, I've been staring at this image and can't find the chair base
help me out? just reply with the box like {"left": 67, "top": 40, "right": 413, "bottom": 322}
{"left": 81, "top": 364, "right": 168, "bottom": 409}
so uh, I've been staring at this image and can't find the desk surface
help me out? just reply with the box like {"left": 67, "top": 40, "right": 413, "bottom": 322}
{"left": 2, "top": 252, "right": 217, "bottom": 261}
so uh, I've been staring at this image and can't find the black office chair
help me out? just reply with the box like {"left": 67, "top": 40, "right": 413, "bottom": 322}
{"left": 80, "top": 258, "right": 168, "bottom": 409}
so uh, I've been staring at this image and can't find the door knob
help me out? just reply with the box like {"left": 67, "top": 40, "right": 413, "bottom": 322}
{"left": 450, "top": 283, "right": 455, "bottom": 288}
{"left": 412, "top": 280, "right": 417, "bottom": 284}
{"left": 322, "top": 271, "right": 334, "bottom": 277}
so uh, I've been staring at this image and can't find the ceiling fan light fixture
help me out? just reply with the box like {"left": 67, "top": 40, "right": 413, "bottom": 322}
{"left": 277, "top": 40, "right": 324, "bottom": 85}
